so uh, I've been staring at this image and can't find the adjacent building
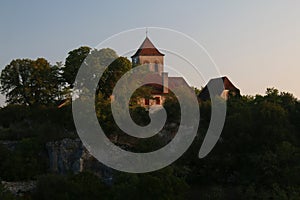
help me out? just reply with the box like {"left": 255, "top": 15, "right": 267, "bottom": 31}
{"left": 198, "top": 76, "right": 240, "bottom": 101}
{"left": 131, "top": 37, "right": 240, "bottom": 107}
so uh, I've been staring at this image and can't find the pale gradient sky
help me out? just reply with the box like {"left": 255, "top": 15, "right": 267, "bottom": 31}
{"left": 1, "top": 0, "right": 299, "bottom": 105}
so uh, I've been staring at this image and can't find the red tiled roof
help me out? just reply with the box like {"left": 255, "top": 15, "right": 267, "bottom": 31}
{"left": 131, "top": 37, "right": 165, "bottom": 57}
{"left": 139, "top": 74, "right": 191, "bottom": 94}
{"left": 222, "top": 76, "right": 239, "bottom": 91}
{"left": 198, "top": 76, "right": 240, "bottom": 100}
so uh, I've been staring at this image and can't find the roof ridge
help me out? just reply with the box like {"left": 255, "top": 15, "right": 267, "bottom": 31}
{"left": 139, "top": 37, "right": 156, "bottom": 49}
{"left": 131, "top": 37, "right": 164, "bottom": 57}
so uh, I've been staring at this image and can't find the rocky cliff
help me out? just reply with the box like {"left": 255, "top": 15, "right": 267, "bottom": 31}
{"left": 46, "top": 138, "right": 113, "bottom": 182}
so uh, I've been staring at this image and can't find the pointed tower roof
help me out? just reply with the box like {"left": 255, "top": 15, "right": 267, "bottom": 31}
{"left": 131, "top": 37, "right": 164, "bottom": 57}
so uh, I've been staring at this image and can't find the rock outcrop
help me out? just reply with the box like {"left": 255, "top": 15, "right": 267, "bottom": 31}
{"left": 46, "top": 138, "right": 112, "bottom": 182}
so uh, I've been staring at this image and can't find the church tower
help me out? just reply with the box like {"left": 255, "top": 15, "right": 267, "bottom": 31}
{"left": 131, "top": 37, "right": 165, "bottom": 75}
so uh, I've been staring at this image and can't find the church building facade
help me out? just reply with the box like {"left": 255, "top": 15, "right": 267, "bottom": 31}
{"left": 131, "top": 37, "right": 190, "bottom": 107}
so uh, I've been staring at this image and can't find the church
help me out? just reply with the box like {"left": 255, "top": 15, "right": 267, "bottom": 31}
{"left": 131, "top": 36, "right": 190, "bottom": 107}
{"left": 130, "top": 36, "right": 240, "bottom": 107}
{"left": 58, "top": 37, "right": 240, "bottom": 109}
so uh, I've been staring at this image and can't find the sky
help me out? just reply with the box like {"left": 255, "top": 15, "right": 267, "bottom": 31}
{"left": 1, "top": 0, "right": 300, "bottom": 105}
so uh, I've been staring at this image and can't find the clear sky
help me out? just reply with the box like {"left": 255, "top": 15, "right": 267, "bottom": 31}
{"left": 1, "top": 0, "right": 299, "bottom": 105}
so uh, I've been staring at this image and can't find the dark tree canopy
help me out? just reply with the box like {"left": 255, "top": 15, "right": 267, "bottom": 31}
{"left": 0, "top": 58, "right": 62, "bottom": 106}
{"left": 63, "top": 46, "right": 91, "bottom": 87}
{"left": 98, "top": 56, "right": 132, "bottom": 97}
{"left": 63, "top": 47, "right": 119, "bottom": 88}
{"left": 0, "top": 44, "right": 299, "bottom": 199}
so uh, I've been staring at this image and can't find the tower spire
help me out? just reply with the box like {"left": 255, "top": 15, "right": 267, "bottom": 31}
{"left": 146, "top": 27, "right": 148, "bottom": 37}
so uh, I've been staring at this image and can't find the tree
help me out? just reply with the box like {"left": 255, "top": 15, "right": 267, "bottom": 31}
{"left": 62, "top": 46, "right": 91, "bottom": 87}
{"left": 111, "top": 167, "right": 189, "bottom": 200}
{"left": 34, "top": 173, "right": 109, "bottom": 200}
{"left": 62, "top": 47, "right": 120, "bottom": 88}
{"left": 0, "top": 58, "right": 62, "bottom": 106}
{"left": 98, "top": 56, "right": 131, "bottom": 97}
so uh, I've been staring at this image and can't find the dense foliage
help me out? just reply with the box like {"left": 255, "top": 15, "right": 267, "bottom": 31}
{"left": 0, "top": 58, "right": 63, "bottom": 106}
{"left": 180, "top": 89, "right": 300, "bottom": 199}
{"left": 0, "top": 47, "right": 299, "bottom": 199}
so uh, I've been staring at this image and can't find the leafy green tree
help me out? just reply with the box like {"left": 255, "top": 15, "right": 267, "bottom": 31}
{"left": 91, "top": 48, "right": 119, "bottom": 67}
{"left": 62, "top": 46, "right": 91, "bottom": 87}
{"left": 98, "top": 56, "right": 131, "bottom": 97}
{"left": 62, "top": 47, "right": 120, "bottom": 89}
{"left": 0, "top": 58, "right": 62, "bottom": 106}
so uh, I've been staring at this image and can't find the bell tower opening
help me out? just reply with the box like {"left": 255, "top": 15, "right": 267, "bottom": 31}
{"left": 154, "top": 62, "right": 159, "bottom": 73}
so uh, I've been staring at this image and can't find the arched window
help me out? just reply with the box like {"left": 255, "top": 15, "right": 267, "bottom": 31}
{"left": 154, "top": 62, "right": 159, "bottom": 72}
{"left": 142, "top": 61, "right": 151, "bottom": 71}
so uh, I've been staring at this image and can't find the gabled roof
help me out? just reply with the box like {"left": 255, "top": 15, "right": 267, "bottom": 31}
{"left": 198, "top": 76, "right": 240, "bottom": 100}
{"left": 139, "top": 74, "right": 191, "bottom": 94}
{"left": 221, "top": 76, "right": 240, "bottom": 91}
{"left": 131, "top": 37, "right": 165, "bottom": 57}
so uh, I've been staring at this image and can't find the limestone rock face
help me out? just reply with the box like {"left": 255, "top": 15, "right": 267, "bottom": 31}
{"left": 46, "top": 138, "right": 83, "bottom": 174}
{"left": 46, "top": 138, "right": 112, "bottom": 181}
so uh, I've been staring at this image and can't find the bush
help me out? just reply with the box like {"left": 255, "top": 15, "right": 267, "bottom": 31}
{"left": 33, "top": 172, "right": 109, "bottom": 200}
{"left": 0, "top": 139, "right": 47, "bottom": 181}
{"left": 0, "top": 183, "right": 16, "bottom": 200}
